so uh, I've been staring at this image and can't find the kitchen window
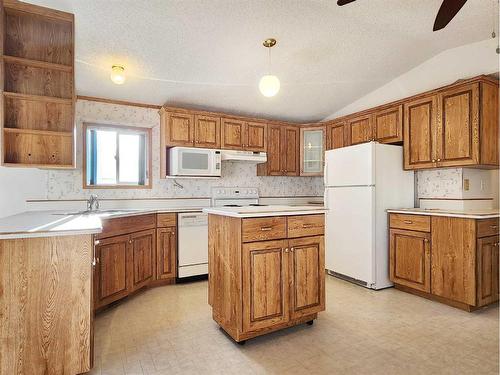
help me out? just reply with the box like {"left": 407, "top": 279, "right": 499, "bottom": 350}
{"left": 83, "top": 123, "right": 152, "bottom": 188}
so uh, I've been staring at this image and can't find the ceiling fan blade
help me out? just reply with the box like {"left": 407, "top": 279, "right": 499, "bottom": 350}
{"left": 337, "top": 0, "right": 357, "bottom": 5}
{"left": 433, "top": 0, "right": 468, "bottom": 31}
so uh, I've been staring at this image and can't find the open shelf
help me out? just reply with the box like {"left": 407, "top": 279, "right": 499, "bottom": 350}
{"left": 4, "top": 5, "right": 73, "bottom": 66}
{"left": 1, "top": 1, "right": 75, "bottom": 168}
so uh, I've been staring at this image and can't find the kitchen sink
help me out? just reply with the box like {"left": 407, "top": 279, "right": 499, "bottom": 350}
{"left": 52, "top": 209, "right": 140, "bottom": 216}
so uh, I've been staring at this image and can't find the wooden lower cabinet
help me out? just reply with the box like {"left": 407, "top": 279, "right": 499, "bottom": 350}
{"left": 94, "top": 213, "right": 178, "bottom": 310}
{"left": 389, "top": 229, "right": 430, "bottom": 293}
{"left": 156, "top": 227, "right": 177, "bottom": 279}
{"left": 94, "top": 234, "right": 130, "bottom": 309}
{"left": 209, "top": 214, "right": 325, "bottom": 342}
{"left": 389, "top": 213, "right": 499, "bottom": 310}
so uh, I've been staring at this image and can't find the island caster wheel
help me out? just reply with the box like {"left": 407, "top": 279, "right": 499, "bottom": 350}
{"left": 306, "top": 320, "right": 314, "bottom": 326}
{"left": 237, "top": 340, "right": 246, "bottom": 345}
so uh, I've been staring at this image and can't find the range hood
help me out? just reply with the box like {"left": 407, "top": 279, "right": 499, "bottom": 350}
{"left": 221, "top": 150, "right": 267, "bottom": 163}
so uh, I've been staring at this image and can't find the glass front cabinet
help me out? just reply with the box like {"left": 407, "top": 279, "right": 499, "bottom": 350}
{"left": 300, "top": 126, "right": 325, "bottom": 176}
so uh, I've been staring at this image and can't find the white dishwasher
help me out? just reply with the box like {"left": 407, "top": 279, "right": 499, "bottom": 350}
{"left": 177, "top": 212, "right": 208, "bottom": 278}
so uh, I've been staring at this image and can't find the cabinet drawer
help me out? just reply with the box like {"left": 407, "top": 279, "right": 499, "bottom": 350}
{"left": 389, "top": 214, "right": 430, "bottom": 232}
{"left": 477, "top": 218, "right": 499, "bottom": 238}
{"left": 157, "top": 213, "right": 177, "bottom": 228}
{"left": 242, "top": 217, "right": 287, "bottom": 242}
{"left": 288, "top": 214, "right": 324, "bottom": 238}
{"left": 97, "top": 214, "right": 156, "bottom": 239}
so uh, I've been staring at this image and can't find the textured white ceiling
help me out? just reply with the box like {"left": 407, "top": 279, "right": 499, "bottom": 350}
{"left": 29, "top": 0, "right": 497, "bottom": 121}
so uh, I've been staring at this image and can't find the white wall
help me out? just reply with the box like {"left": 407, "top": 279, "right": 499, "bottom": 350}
{"left": 324, "top": 38, "right": 499, "bottom": 119}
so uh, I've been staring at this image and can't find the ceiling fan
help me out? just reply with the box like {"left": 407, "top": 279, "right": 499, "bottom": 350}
{"left": 337, "top": 0, "right": 468, "bottom": 31}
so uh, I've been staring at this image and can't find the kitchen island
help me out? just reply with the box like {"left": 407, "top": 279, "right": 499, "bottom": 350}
{"left": 204, "top": 205, "right": 326, "bottom": 343}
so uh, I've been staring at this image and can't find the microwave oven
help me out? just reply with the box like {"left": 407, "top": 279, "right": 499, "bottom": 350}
{"left": 169, "top": 147, "right": 221, "bottom": 177}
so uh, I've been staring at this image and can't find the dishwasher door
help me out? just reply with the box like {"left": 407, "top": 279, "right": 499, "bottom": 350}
{"left": 177, "top": 212, "right": 208, "bottom": 278}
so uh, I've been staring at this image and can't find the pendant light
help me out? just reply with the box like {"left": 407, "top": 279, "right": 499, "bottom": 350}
{"left": 259, "top": 38, "right": 280, "bottom": 97}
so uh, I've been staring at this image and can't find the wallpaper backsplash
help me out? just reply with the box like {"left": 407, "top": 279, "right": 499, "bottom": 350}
{"left": 416, "top": 168, "right": 463, "bottom": 198}
{"left": 46, "top": 100, "right": 324, "bottom": 200}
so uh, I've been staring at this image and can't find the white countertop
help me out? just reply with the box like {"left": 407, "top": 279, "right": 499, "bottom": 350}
{"left": 203, "top": 205, "right": 326, "bottom": 218}
{"left": 387, "top": 208, "right": 500, "bottom": 219}
{"left": 0, "top": 207, "right": 205, "bottom": 240}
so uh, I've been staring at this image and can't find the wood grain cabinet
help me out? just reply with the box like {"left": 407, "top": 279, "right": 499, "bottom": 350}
{"left": 221, "top": 118, "right": 267, "bottom": 151}
{"left": 163, "top": 111, "right": 195, "bottom": 147}
{"left": 209, "top": 214, "right": 325, "bottom": 342}
{"left": 326, "top": 120, "right": 349, "bottom": 150}
{"left": 373, "top": 104, "right": 403, "bottom": 143}
{"left": 1, "top": 0, "right": 75, "bottom": 169}
{"left": 156, "top": 213, "right": 177, "bottom": 280}
{"left": 257, "top": 123, "right": 299, "bottom": 176}
{"left": 404, "top": 79, "right": 499, "bottom": 170}
{"left": 347, "top": 113, "right": 373, "bottom": 145}
{"left": 130, "top": 229, "right": 156, "bottom": 291}
{"left": 194, "top": 115, "right": 220, "bottom": 148}
{"left": 389, "top": 213, "right": 499, "bottom": 311}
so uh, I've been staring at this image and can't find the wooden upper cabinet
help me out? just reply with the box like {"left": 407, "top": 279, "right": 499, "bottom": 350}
{"left": 130, "top": 229, "right": 155, "bottom": 292}
{"left": 283, "top": 126, "right": 300, "bottom": 176}
{"left": 326, "top": 121, "right": 348, "bottom": 150}
{"left": 300, "top": 126, "right": 325, "bottom": 176}
{"left": 403, "top": 95, "right": 438, "bottom": 170}
{"left": 436, "top": 83, "right": 479, "bottom": 167}
{"left": 221, "top": 118, "right": 245, "bottom": 150}
{"left": 194, "top": 115, "right": 220, "bottom": 148}
{"left": 431, "top": 216, "right": 476, "bottom": 306}
{"left": 373, "top": 104, "right": 403, "bottom": 143}
{"left": 289, "top": 236, "right": 325, "bottom": 319}
{"left": 479, "top": 81, "right": 499, "bottom": 166}
{"left": 246, "top": 122, "right": 267, "bottom": 152}
{"left": 94, "top": 234, "right": 130, "bottom": 309}
{"left": 389, "top": 229, "right": 430, "bottom": 293}
{"left": 347, "top": 114, "right": 373, "bottom": 145}
{"left": 477, "top": 236, "right": 499, "bottom": 307}
{"left": 165, "top": 111, "right": 195, "bottom": 147}
{"left": 242, "top": 240, "right": 289, "bottom": 333}
{"left": 259, "top": 124, "right": 283, "bottom": 176}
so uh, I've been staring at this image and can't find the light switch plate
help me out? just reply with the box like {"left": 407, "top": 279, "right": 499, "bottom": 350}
{"left": 463, "top": 178, "right": 470, "bottom": 191}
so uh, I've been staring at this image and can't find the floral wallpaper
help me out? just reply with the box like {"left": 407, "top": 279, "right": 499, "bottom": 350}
{"left": 46, "top": 100, "right": 324, "bottom": 200}
{"left": 416, "top": 168, "right": 463, "bottom": 199}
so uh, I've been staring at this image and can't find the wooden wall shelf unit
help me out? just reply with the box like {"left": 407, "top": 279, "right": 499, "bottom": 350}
{"left": 1, "top": 0, "right": 75, "bottom": 168}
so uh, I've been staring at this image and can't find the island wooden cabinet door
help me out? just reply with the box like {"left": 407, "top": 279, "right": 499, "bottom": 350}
{"left": 221, "top": 118, "right": 245, "bottom": 150}
{"left": 94, "top": 234, "right": 130, "bottom": 309}
{"left": 403, "top": 95, "right": 438, "bottom": 170}
{"left": 431, "top": 216, "right": 476, "bottom": 305}
{"left": 347, "top": 114, "right": 373, "bottom": 145}
{"left": 194, "top": 115, "right": 220, "bottom": 148}
{"left": 389, "top": 229, "right": 431, "bottom": 292}
{"left": 326, "top": 120, "right": 348, "bottom": 150}
{"left": 246, "top": 122, "right": 267, "bottom": 152}
{"left": 477, "top": 236, "right": 499, "bottom": 306}
{"left": 435, "top": 82, "right": 479, "bottom": 167}
{"left": 282, "top": 126, "right": 300, "bottom": 176}
{"left": 373, "top": 104, "right": 403, "bottom": 143}
{"left": 242, "top": 240, "right": 290, "bottom": 333}
{"left": 289, "top": 236, "right": 325, "bottom": 319}
{"left": 156, "top": 227, "right": 177, "bottom": 280}
{"left": 165, "top": 112, "right": 195, "bottom": 147}
{"left": 130, "top": 229, "right": 155, "bottom": 292}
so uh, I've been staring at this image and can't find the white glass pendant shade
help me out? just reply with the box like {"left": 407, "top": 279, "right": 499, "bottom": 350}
{"left": 259, "top": 74, "right": 280, "bottom": 97}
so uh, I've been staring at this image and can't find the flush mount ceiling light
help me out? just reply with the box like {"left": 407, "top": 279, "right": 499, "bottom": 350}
{"left": 110, "top": 65, "right": 126, "bottom": 84}
{"left": 259, "top": 38, "right": 280, "bottom": 97}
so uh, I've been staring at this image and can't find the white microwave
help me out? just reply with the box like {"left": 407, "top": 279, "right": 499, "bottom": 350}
{"left": 169, "top": 147, "right": 221, "bottom": 177}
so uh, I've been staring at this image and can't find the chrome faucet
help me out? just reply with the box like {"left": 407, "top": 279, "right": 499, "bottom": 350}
{"left": 87, "top": 194, "right": 100, "bottom": 212}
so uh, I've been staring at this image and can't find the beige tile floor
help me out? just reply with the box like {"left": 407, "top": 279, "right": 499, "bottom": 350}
{"left": 90, "top": 275, "right": 499, "bottom": 375}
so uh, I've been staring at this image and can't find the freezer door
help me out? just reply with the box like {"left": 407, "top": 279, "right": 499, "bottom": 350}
{"left": 324, "top": 142, "right": 375, "bottom": 187}
{"left": 325, "top": 186, "right": 375, "bottom": 285}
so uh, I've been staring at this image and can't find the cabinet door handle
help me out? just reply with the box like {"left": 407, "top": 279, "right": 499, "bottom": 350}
{"left": 260, "top": 227, "right": 272, "bottom": 231}
{"left": 94, "top": 240, "right": 100, "bottom": 246}
{"left": 96, "top": 257, "right": 100, "bottom": 264}
{"left": 302, "top": 224, "right": 314, "bottom": 228}
{"left": 432, "top": 159, "right": 436, "bottom": 163}
{"left": 491, "top": 225, "right": 498, "bottom": 229}
{"left": 290, "top": 247, "right": 295, "bottom": 252}
{"left": 403, "top": 220, "right": 413, "bottom": 224}
{"left": 284, "top": 248, "right": 289, "bottom": 253}
{"left": 129, "top": 239, "right": 133, "bottom": 244}
{"left": 92, "top": 258, "right": 96, "bottom": 266}
{"left": 424, "top": 238, "right": 429, "bottom": 243}
{"left": 437, "top": 158, "right": 441, "bottom": 162}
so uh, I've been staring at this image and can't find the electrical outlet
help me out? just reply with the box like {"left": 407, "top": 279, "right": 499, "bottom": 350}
{"left": 480, "top": 180, "right": 485, "bottom": 191}
{"left": 463, "top": 178, "right": 470, "bottom": 191}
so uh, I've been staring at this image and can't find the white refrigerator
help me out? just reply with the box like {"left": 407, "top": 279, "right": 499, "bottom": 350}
{"left": 324, "top": 142, "right": 414, "bottom": 289}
